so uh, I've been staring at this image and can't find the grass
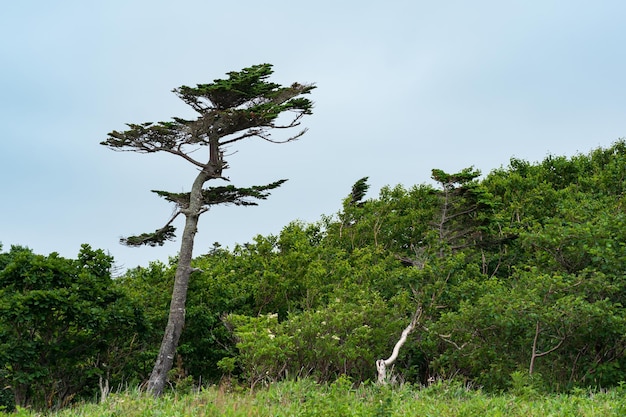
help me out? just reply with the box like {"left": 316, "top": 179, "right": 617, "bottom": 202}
{"left": 4, "top": 378, "right": 626, "bottom": 416}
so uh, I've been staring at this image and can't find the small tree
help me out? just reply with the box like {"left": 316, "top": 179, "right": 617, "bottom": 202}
{"left": 430, "top": 167, "right": 494, "bottom": 252}
{"left": 101, "top": 64, "right": 315, "bottom": 395}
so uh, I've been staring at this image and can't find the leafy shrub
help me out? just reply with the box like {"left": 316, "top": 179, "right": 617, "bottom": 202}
{"left": 226, "top": 288, "right": 411, "bottom": 385}
{"left": 0, "top": 245, "right": 147, "bottom": 409}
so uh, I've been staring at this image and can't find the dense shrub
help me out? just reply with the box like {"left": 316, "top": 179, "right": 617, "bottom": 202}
{"left": 0, "top": 245, "right": 147, "bottom": 409}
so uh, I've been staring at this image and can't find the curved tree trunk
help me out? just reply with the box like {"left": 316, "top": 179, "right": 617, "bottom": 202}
{"left": 146, "top": 170, "right": 210, "bottom": 395}
{"left": 376, "top": 306, "right": 421, "bottom": 384}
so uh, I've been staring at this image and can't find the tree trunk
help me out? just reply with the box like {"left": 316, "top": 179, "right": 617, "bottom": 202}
{"left": 376, "top": 306, "right": 421, "bottom": 384}
{"left": 146, "top": 169, "right": 210, "bottom": 395}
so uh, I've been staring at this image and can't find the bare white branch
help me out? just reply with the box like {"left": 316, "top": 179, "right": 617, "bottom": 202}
{"left": 376, "top": 306, "right": 422, "bottom": 384}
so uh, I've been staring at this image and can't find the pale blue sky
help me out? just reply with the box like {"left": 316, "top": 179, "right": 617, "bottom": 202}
{"left": 2, "top": 1, "right": 625, "bottom": 270}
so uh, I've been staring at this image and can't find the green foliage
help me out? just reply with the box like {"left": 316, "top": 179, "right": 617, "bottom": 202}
{"left": 424, "top": 141, "right": 626, "bottom": 391}
{"left": 225, "top": 289, "right": 410, "bottom": 386}
{"left": 510, "top": 370, "right": 545, "bottom": 398}
{"left": 350, "top": 176, "right": 370, "bottom": 206}
{"left": 108, "top": 139, "right": 626, "bottom": 396}
{"left": 101, "top": 64, "right": 315, "bottom": 152}
{"left": 174, "top": 63, "right": 315, "bottom": 115}
{"left": 4, "top": 379, "right": 626, "bottom": 417}
{"left": 153, "top": 179, "right": 288, "bottom": 208}
{"left": 122, "top": 180, "right": 289, "bottom": 247}
{"left": 332, "top": 182, "right": 440, "bottom": 254}
{"left": 121, "top": 224, "right": 177, "bottom": 247}
{"left": 0, "top": 245, "right": 147, "bottom": 410}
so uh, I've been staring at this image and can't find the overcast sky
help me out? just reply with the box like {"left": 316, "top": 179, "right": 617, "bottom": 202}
{"left": 2, "top": 1, "right": 625, "bottom": 270}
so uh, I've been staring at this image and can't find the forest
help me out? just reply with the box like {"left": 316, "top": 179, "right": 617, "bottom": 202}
{"left": 2, "top": 140, "right": 626, "bottom": 411}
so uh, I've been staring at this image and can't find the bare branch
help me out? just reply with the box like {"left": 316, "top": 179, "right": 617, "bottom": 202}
{"left": 258, "top": 128, "right": 308, "bottom": 144}
{"left": 159, "top": 147, "right": 207, "bottom": 169}
{"left": 438, "top": 334, "right": 467, "bottom": 350}
{"left": 377, "top": 305, "right": 422, "bottom": 384}
{"left": 529, "top": 321, "right": 566, "bottom": 375}
{"left": 220, "top": 129, "right": 266, "bottom": 146}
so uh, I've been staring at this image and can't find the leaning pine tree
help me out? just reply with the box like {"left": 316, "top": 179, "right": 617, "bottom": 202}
{"left": 101, "top": 64, "right": 315, "bottom": 395}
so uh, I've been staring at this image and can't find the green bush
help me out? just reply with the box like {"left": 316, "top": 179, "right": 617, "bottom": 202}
{"left": 0, "top": 245, "right": 147, "bottom": 409}
{"left": 226, "top": 288, "right": 412, "bottom": 385}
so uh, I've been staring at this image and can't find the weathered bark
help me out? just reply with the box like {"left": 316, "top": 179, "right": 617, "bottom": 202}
{"left": 146, "top": 159, "right": 216, "bottom": 394}
{"left": 376, "top": 306, "right": 422, "bottom": 384}
{"left": 146, "top": 173, "right": 207, "bottom": 395}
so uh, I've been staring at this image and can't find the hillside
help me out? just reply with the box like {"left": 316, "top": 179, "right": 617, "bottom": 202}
{"left": 3, "top": 140, "right": 626, "bottom": 410}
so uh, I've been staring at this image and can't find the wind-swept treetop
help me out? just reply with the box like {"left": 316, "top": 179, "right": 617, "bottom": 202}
{"left": 101, "top": 64, "right": 315, "bottom": 248}
{"left": 350, "top": 177, "right": 370, "bottom": 206}
{"left": 101, "top": 64, "right": 315, "bottom": 168}
{"left": 176, "top": 65, "right": 314, "bottom": 112}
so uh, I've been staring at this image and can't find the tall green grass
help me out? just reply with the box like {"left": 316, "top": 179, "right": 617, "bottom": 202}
{"left": 4, "top": 378, "right": 626, "bottom": 416}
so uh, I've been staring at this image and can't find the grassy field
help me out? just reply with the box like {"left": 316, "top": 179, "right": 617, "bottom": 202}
{"left": 4, "top": 378, "right": 626, "bottom": 416}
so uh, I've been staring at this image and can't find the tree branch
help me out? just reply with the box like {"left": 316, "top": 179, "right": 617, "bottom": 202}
{"left": 220, "top": 129, "right": 266, "bottom": 146}
{"left": 258, "top": 128, "right": 308, "bottom": 144}
{"left": 120, "top": 210, "right": 182, "bottom": 247}
{"left": 376, "top": 306, "right": 422, "bottom": 384}
{"left": 529, "top": 321, "right": 566, "bottom": 375}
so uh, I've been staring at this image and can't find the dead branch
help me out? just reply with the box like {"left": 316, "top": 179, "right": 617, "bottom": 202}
{"left": 376, "top": 305, "right": 422, "bottom": 384}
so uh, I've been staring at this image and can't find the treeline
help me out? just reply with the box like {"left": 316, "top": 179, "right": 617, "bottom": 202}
{"left": 3, "top": 140, "right": 626, "bottom": 409}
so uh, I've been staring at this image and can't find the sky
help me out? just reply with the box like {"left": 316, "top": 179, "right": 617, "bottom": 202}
{"left": 1, "top": 0, "right": 625, "bottom": 271}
